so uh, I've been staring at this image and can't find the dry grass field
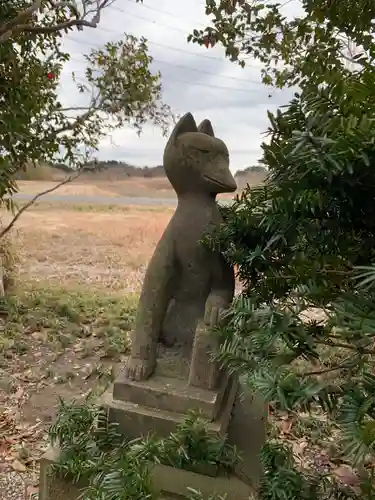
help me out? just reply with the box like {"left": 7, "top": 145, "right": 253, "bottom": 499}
{"left": 14, "top": 203, "right": 173, "bottom": 291}
{"left": 17, "top": 178, "right": 178, "bottom": 199}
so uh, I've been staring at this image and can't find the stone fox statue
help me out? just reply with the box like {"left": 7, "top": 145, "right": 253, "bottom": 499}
{"left": 124, "top": 112, "right": 237, "bottom": 381}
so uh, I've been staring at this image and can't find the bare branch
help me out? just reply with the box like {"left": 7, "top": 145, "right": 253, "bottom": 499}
{"left": 0, "top": 0, "right": 114, "bottom": 43}
{"left": 339, "top": 50, "right": 366, "bottom": 66}
{"left": 17, "top": 17, "right": 99, "bottom": 35}
{"left": 52, "top": 94, "right": 104, "bottom": 135}
{"left": 0, "top": 173, "right": 80, "bottom": 240}
{"left": 58, "top": 106, "right": 94, "bottom": 112}
{"left": 300, "top": 360, "right": 356, "bottom": 378}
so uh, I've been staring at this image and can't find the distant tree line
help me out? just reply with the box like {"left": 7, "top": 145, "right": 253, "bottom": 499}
{"left": 14, "top": 160, "right": 267, "bottom": 181}
{"left": 49, "top": 162, "right": 267, "bottom": 179}
{"left": 50, "top": 160, "right": 166, "bottom": 178}
{"left": 234, "top": 165, "right": 267, "bottom": 177}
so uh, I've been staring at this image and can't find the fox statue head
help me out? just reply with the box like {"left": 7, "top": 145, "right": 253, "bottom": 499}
{"left": 163, "top": 113, "right": 237, "bottom": 196}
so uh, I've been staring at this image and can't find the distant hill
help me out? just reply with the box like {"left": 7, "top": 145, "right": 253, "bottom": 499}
{"left": 234, "top": 165, "right": 267, "bottom": 189}
{"left": 235, "top": 165, "right": 268, "bottom": 177}
{"left": 57, "top": 161, "right": 166, "bottom": 180}
{"left": 16, "top": 160, "right": 268, "bottom": 186}
{"left": 16, "top": 161, "right": 166, "bottom": 181}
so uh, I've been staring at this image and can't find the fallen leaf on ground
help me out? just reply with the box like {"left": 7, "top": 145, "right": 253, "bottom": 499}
{"left": 14, "top": 386, "right": 24, "bottom": 400}
{"left": 279, "top": 416, "right": 295, "bottom": 435}
{"left": 292, "top": 439, "right": 308, "bottom": 463}
{"left": 333, "top": 465, "right": 360, "bottom": 486}
{"left": 27, "top": 485, "right": 39, "bottom": 497}
{"left": 11, "top": 458, "right": 26, "bottom": 472}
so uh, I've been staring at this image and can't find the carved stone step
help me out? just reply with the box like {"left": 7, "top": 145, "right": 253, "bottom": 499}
{"left": 102, "top": 374, "right": 238, "bottom": 440}
{"left": 113, "top": 371, "right": 229, "bottom": 420}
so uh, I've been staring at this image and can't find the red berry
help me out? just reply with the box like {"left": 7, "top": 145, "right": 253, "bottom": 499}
{"left": 47, "top": 72, "right": 55, "bottom": 80}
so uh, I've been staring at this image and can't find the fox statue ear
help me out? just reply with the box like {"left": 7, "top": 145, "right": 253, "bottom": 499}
{"left": 197, "top": 119, "right": 215, "bottom": 137}
{"left": 169, "top": 113, "right": 197, "bottom": 142}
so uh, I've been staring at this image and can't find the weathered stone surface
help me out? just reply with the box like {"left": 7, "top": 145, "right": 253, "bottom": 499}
{"left": 124, "top": 113, "right": 237, "bottom": 381}
{"left": 151, "top": 463, "right": 255, "bottom": 500}
{"left": 39, "top": 447, "right": 83, "bottom": 500}
{"left": 40, "top": 447, "right": 255, "bottom": 500}
{"left": 227, "top": 384, "right": 267, "bottom": 490}
{"left": 113, "top": 370, "right": 226, "bottom": 420}
{"left": 188, "top": 321, "right": 220, "bottom": 390}
{"left": 102, "top": 374, "right": 238, "bottom": 440}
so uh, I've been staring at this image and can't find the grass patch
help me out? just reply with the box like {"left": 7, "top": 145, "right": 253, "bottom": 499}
{"left": 68, "top": 203, "right": 174, "bottom": 213}
{"left": 0, "top": 226, "right": 19, "bottom": 294}
{"left": 0, "top": 282, "right": 138, "bottom": 361}
{"left": 16, "top": 201, "right": 175, "bottom": 214}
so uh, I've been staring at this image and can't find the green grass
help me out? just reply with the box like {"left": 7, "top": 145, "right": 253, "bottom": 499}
{"left": 17, "top": 201, "right": 174, "bottom": 213}
{"left": 0, "top": 283, "right": 138, "bottom": 360}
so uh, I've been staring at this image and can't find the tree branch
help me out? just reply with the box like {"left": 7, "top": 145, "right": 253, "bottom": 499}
{"left": 315, "top": 339, "right": 375, "bottom": 355}
{"left": 339, "top": 50, "right": 366, "bottom": 66}
{"left": 300, "top": 361, "right": 354, "bottom": 377}
{"left": 0, "top": 0, "right": 42, "bottom": 38}
{"left": 58, "top": 106, "right": 93, "bottom": 113}
{"left": 52, "top": 94, "right": 104, "bottom": 135}
{"left": 18, "top": 18, "right": 99, "bottom": 34}
{"left": 0, "top": 0, "right": 114, "bottom": 43}
{"left": 0, "top": 173, "right": 80, "bottom": 240}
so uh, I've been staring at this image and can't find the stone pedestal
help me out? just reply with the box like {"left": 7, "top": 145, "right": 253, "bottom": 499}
{"left": 102, "top": 362, "right": 237, "bottom": 440}
{"left": 39, "top": 446, "right": 256, "bottom": 500}
{"left": 39, "top": 447, "right": 83, "bottom": 500}
{"left": 39, "top": 352, "right": 265, "bottom": 500}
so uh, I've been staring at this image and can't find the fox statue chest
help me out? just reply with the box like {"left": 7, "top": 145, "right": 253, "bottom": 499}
{"left": 160, "top": 201, "right": 224, "bottom": 348}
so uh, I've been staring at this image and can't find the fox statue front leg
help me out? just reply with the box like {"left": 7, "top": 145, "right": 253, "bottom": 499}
{"left": 124, "top": 234, "right": 175, "bottom": 381}
{"left": 188, "top": 257, "right": 235, "bottom": 389}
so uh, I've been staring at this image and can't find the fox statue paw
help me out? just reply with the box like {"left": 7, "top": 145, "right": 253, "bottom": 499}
{"left": 124, "top": 357, "right": 156, "bottom": 381}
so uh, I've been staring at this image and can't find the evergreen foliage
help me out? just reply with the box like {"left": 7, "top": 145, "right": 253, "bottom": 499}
{"left": 191, "top": 0, "right": 375, "bottom": 498}
{"left": 48, "top": 397, "right": 239, "bottom": 500}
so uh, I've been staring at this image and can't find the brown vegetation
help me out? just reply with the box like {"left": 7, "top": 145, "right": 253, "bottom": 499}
{"left": 11, "top": 204, "right": 172, "bottom": 291}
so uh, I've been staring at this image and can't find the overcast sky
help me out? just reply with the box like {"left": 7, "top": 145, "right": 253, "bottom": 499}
{"left": 58, "top": 0, "right": 299, "bottom": 172}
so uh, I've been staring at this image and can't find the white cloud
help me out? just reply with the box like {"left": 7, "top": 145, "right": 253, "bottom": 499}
{"left": 58, "top": 0, "right": 298, "bottom": 172}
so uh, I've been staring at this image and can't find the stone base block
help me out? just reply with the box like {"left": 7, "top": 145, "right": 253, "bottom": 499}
{"left": 227, "top": 385, "right": 267, "bottom": 490}
{"left": 102, "top": 374, "right": 238, "bottom": 440}
{"left": 151, "top": 463, "right": 255, "bottom": 500}
{"left": 39, "top": 447, "right": 83, "bottom": 500}
{"left": 113, "top": 370, "right": 229, "bottom": 420}
{"left": 39, "top": 447, "right": 256, "bottom": 500}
